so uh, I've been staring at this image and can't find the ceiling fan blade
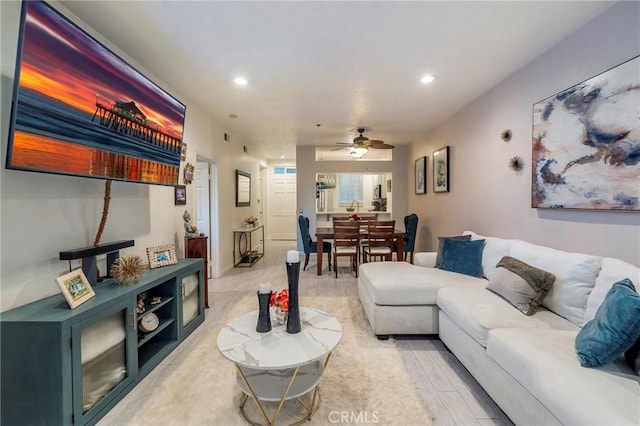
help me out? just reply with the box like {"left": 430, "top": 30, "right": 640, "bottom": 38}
{"left": 330, "top": 146, "right": 348, "bottom": 151}
{"left": 369, "top": 143, "right": 394, "bottom": 149}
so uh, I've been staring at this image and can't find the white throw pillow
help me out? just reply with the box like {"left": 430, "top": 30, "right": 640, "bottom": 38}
{"left": 463, "top": 231, "right": 513, "bottom": 281}
{"left": 584, "top": 257, "right": 640, "bottom": 324}
{"left": 510, "top": 241, "right": 602, "bottom": 326}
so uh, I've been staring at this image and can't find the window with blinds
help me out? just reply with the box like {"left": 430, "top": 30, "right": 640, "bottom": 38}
{"left": 338, "top": 174, "right": 363, "bottom": 205}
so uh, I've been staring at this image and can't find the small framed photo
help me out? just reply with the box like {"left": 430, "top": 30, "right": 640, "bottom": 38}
{"left": 175, "top": 185, "right": 186, "bottom": 205}
{"left": 433, "top": 146, "right": 450, "bottom": 193}
{"left": 183, "top": 162, "right": 194, "bottom": 185}
{"left": 146, "top": 244, "right": 178, "bottom": 269}
{"left": 56, "top": 269, "right": 95, "bottom": 309}
{"left": 415, "top": 156, "right": 426, "bottom": 194}
{"left": 180, "top": 142, "right": 187, "bottom": 161}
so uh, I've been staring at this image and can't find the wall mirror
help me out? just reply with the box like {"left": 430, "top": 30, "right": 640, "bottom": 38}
{"left": 236, "top": 170, "right": 251, "bottom": 207}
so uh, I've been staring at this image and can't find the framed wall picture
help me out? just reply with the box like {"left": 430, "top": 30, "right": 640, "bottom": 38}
{"left": 532, "top": 56, "right": 639, "bottom": 210}
{"left": 236, "top": 169, "right": 251, "bottom": 207}
{"left": 180, "top": 142, "right": 187, "bottom": 161}
{"left": 175, "top": 185, "right": 186, "bottom": 205}
{"left": 183, "top": 162, "right": 194, "bottom": 185}
{"left": 146, "top": 244, "right": 178, "bottom": 269}
{"left": 433, "top": 146, "right": 449, "bottom": 193}
{"left": 415, "top": 156, "right": 426, "bottom": 194}
{"left": 56, "top": 269, "right": 95, "bottom": 309}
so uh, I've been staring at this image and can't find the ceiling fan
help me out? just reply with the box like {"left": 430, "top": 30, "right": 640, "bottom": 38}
{"left": 331, "top": 128, "right": 394, "bottom": 157}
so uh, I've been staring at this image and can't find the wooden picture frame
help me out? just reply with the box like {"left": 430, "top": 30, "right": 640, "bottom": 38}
{"left": 56, "top": 269, "right": 95, "bottom": 309}
{"left": 415, "top": 156, "right": 426, "bottom": 194}
{"left": 146, "top": 244, "right": 178, "bottom": 269}
{"left": 433, "top": 146, "right": 449, "bottom": 193}
{"left": 174, "top": 185, "right": 186, "bottom": 205}
{"left": 236, "top": 169, "right": 251, "bottom": 207}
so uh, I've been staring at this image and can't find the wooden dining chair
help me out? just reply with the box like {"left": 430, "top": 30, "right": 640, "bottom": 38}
{"left": 332, "top": 219, "right": 361, "bottom": 278}
{"left": 357, "top": 216, "right": 375, "bottom": 262}
{"left": 363, "top": 220, "right": 396, "bottom": 263}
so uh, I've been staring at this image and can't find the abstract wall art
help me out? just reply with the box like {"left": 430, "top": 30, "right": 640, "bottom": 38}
{"left": 415, "top": 156, "right": 426, "bottom": 194}
{"left": 433, "top": 146, "right": 449, "bottom": 193}
{"left": 532, "top": 56, "right": 639, "bottom": 211}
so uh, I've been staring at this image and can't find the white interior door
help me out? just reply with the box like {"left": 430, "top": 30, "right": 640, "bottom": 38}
{"left": 195, "top": 161, "right": 212, "bottom": 278}
{"left": 269, "top": 167, "right": 297, "bottom": 240}
{"left": 259, "top": 167, "right": 266, "bottom": 229}
{"left": 195, "top": 162, "right": 210, "bottom": 237}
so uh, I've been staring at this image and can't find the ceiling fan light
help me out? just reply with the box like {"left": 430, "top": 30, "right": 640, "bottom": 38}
{"left": 350, "top": 146, "right": 368, "bottom": 158}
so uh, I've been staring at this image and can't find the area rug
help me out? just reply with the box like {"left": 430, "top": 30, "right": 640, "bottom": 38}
{"left": 99, "top": 296, "right": 433, "bottom": 425}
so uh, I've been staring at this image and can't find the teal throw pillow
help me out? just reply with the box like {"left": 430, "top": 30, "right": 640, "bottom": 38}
{"left": 439, "top": 238, "right": 485, "bottom": 278}
{"left": 435, "top": 235, "right": 471, "bottom": 267}
{"left": 575, "top": 278, "right": 640, "bottom": 368}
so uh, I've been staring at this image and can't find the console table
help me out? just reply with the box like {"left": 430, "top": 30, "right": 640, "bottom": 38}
{"left": 217, "top": 307, "right": 342, "bottom": 425}
{"left": 233, "top": 225, "right": 265, "bottom": 267}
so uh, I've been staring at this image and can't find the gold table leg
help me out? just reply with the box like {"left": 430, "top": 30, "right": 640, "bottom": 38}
{"left": 235, "top": 353, "right": 333, "bottom": 426}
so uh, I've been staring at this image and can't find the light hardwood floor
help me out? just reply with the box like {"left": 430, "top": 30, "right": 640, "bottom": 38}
{"left": 209, "top": 240, "right": 512, "bottom": 426}
{"left": 103, "top": 240, "right": 512, "bottom": 425}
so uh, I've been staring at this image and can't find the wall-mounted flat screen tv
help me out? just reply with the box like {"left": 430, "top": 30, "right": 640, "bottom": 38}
{"left": 6, "top": 0, "right": 186, "bottom": 186}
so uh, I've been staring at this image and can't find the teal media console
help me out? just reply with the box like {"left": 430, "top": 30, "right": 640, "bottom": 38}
{"left": 1, "top": 259, "right": 205, "bottom": 425}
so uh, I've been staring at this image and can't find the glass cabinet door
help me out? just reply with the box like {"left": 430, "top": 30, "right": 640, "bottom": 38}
{"left": 181, "top": 272, "right": 201, "bottom": 327}
{"left": 71, "top": 300, "right": 135, "bottom": 424}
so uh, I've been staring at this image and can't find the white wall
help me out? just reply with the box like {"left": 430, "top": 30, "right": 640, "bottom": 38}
{"left": 296, "top": 145, "right": 409, "bottom": 251}
{"left": 0, "top": 1, "right": 263, "bottom": 311}
{"left": 408, "top": 1, "right": 640, "bottom": 265}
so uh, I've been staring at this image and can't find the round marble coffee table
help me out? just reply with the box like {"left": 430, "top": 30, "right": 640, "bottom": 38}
{"left": 217, "top": 307, "right": 342, "bottom": 426}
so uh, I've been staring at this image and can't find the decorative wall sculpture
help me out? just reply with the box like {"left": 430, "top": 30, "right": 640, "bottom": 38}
{"left": 532, "top": 56, "right": 639, "bottom": 211}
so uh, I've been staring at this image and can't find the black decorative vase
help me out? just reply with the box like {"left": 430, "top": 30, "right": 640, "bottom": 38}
{"left": 256, "top": 291, "right": 272, "bottom": 333}
{"left": 285, "top": 261, "right": 301, "bottom": 334}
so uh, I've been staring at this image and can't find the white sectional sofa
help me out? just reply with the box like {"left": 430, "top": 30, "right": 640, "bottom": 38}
{"left": 358, "top": 231, "right": 640, "bottom": 426}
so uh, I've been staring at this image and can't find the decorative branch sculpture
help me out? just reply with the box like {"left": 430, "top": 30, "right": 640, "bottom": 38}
{"left": 94, "top": 180, "right": 112, "bottom": 246}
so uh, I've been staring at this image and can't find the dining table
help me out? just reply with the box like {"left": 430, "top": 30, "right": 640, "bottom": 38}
{"left": 315, "top": 226, "right": 405, "bottom": 275}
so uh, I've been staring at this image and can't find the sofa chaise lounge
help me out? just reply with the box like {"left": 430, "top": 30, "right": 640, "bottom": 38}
{"left": 358, "top": 231, "right": 640, "bottom": 426}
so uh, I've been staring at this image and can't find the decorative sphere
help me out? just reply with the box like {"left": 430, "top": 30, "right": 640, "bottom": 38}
{"left": 111, "top": 255, "right": 145, "bottom": 285}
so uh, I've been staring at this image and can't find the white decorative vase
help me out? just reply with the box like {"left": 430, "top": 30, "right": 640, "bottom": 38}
{"left": 275, "top": 308, "right": 288, "bottom": 325}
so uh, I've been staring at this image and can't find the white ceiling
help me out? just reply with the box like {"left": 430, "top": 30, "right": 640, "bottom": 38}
{"left": 59, "top": 1, "right": 612, "bottom": 161}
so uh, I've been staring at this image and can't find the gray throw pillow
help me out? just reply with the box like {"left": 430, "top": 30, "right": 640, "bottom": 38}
{"left": 486, "top": 256, "right": 556, "bottom": 315}
{"left": 435, "top": 235, "right": 471, "bottom": 267}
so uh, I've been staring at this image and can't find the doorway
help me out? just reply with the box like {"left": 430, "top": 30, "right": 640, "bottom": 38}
{"left": 195, "top": 159, "right": 219, "bottom": 278}
{"left": 269, "top": 166, "right": 297, "bottom": 240}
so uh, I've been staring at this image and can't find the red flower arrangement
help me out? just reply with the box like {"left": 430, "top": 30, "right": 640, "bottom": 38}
{"left": 270, "top": 289, "right": 289, "bottom": 312}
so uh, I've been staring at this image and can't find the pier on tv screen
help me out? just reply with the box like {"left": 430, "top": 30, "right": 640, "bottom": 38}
{"left": 6, "top": 0, "right": 186, "bottom": 186}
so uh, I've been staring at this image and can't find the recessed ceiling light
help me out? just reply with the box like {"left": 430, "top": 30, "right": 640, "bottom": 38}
{"left": 234, "top": 77, "right": 248, "bottom": 86}
{"left": 420, "top": 74, "right": 436, "bottom": 84}
{"left": 280, "top": 155, "right": 285, "bottom": 159}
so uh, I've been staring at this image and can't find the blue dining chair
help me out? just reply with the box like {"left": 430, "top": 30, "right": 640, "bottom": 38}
{"left": 298, "top": 216, "right": 332, "bottom": 271}
{"left": 393, "top": 213, "right": 419, "bottom": 263}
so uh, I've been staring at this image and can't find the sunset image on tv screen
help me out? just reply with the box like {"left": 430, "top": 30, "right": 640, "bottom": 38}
{"left": 7, "top": 0, "right": 186, "bottom": 186}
